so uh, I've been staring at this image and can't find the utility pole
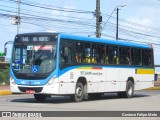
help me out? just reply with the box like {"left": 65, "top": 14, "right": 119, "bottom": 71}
{"left": 116, "top": 8, "right": 119, "bottom": 40}
{"left": 96, "top": 0, "right": 101, "bottom": 38}
{"left": 17, "top": 0, "right": 20, "bottom": 34}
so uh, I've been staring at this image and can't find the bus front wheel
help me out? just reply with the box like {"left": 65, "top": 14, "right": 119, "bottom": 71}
{"left": 71, "top": 82, "right": 84, "bottom": 102}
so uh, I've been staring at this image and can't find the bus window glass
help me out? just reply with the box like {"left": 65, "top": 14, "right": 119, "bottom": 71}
{"left": 131, "top": 48, "right": 141, "bottom": 66}
{"left": 99, "top": 45, "right": 105, "bottom": 64}
{"left": 92, "top": 44, "right": 105, "bottom": 64}
{"left": 84, "top": 43, "right": 91, "bottom": 63}
{"left": 14, "top": 47, "right": 21, "bottom": 60}
{"left": 76, "top": 42, "right": 83, "bottom": 63}
{"left": 108, "top": 46, "right": 118, "bottom": 65}
{"left": 142, "top": 49, "right": 152, "bottom": 66}
{"left": 60, "top": 46, "right": 72, "bottom": 64}
{"left": 119, "top": 47, "right": 131, "bottom": 65}
{"left": 12, "top": 44, "right": 56, "bottom": 74}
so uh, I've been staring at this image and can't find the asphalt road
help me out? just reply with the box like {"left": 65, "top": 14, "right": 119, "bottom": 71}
{"left": 0, "top": 90, "right": 160, "bottom": 120}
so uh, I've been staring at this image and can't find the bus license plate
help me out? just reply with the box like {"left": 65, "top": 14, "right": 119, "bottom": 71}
{"left": 26, "top": 90, "right": 35, "bottom": 94}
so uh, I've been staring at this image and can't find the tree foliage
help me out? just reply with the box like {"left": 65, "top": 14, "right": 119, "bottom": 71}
{"left": 0, "top": 66, "right": 10, "bottom": 85}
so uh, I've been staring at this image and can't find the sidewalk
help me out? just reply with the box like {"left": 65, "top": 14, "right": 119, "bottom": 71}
{"left": 0, "top": 85, "right": 11, "bottom": 96}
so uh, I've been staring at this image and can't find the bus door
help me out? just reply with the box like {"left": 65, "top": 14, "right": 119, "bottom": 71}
{"left": 59, "top": 42, "right": 75, "bottom": 94}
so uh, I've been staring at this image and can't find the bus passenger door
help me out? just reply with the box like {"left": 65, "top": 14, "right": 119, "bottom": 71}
{"left": 59, "top": 40, "right": 75, "bottom": 94}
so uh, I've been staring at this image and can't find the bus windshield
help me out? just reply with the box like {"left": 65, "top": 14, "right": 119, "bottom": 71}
{"left": 12, "top": 43, "right": 56, "bottom": 79}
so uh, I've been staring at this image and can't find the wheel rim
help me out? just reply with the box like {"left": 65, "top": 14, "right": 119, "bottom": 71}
{"left": 76, "top": 87, "right": 83, "bottom": 98}
{"left": 128, "top": 85, "right": 133, "bottom": 96}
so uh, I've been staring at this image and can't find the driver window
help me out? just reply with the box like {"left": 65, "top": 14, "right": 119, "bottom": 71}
{"left": 60, "top": 46, "right": 72, "bottom": 64}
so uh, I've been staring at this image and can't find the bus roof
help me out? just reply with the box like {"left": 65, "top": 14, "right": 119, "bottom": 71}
{"left": 16, "top": 32, "right": 152, "bottom": 49}
{"left": 16, "top": 32, "right": 59, "bottom": 36}
{"left": 59, "top": 33, "right": 152, "bottom": 49}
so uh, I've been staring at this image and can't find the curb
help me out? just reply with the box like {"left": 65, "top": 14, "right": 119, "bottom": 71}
{"left": 144, "top": 86, "right": 160, "bottom": 90}
{"left": 0, "top": 90, "right": 12, "bottom": 96}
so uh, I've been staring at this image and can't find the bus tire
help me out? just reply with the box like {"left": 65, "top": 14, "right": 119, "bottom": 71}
{"left": 71, "top": 82, "right": 84, "bottom": 102}
{"left": 83, "top": 84, "right": 88, "bottom": 100}
{"left": 125, "top": 81, "right": 134, "bottom": 98}
{"left": 34, "top": 94, "right": 47, "bottom": 102}
{"left": 118, "top": 81, "right": 134, "bottom": 98}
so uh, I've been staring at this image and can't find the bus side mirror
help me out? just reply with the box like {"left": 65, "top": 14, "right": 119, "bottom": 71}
{"left": 4, "top": 48, "right": 7, "bottom": 56}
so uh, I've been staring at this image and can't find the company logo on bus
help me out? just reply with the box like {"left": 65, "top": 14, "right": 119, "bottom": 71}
{"left": 29, "top": 81, "right": 32, "bottom": 85}
{"left": 34, "top": 45, "right": 52, "bottom": 50}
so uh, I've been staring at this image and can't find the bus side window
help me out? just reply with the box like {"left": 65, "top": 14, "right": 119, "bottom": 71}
{"left": 119, "top": 47, "right": 131, "bottom": 65}
{"left": 131, "top": 48, "right": 141, "bottom": 66}
{"left": 92, "top": 44, "right": 98, "bottom": 64}
{"left": 106, "top": 46, "right": 108, "bottom": 64}
{"left": 108, "top": 46, "right": 119, "bottom": 65}
{"left": 60, "top": 46, "right": 72, "bottom": 64}
{"left": 76, "top": 42, "right": 83, "bottom": 63}
{"left": 142, "top": 49, "right": 152, "bottom": 66}
{"left": 99, "top": 45, "right": 105, "bottom": 64}
{"left": 108, "top": 46, "right": 112, "bottom": 64}
{"left": 84, "top": 43, "right": 91, "bottom": 63}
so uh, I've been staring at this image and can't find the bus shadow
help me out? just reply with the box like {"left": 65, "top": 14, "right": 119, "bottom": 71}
{"left": 11, "top": 93, "right": 150, "bottom": 104}
{"left": 86, "top": 93, "right": 149, "bottom": 102}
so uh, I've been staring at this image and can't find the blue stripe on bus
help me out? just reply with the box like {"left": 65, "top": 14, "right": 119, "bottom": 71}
{"left": 59, "top": 33, "right": 152, "bottom": 49}
{"left": 10, "top": 68, "right": 59, "bottom": 86}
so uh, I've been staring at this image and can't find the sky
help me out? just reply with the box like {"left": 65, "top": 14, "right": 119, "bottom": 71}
{"left": 0, "top": 0, "right": 160, "bottom": 70}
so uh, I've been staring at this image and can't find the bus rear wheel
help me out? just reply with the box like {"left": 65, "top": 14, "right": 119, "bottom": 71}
{"left": 118, "top": 81, "right": 134, "bottom": 98}
{"left": 34, "top": 94, "right": 47, "bottom": 102}
{"left": 71, "top": 82, "right": 84, "bottom": 102}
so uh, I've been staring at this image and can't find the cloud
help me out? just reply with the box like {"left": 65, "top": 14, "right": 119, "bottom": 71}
{"left": 127, "top": 17, "right": 153, "bottom": 27}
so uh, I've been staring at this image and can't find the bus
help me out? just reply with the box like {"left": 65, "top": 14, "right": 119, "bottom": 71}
{"left": 10, "top": 32, "right": 154, "bottom": 102}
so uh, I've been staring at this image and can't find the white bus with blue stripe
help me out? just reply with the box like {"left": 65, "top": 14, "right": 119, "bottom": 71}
{"left": 10, "top": 33, "right": 154, "bottom": 102}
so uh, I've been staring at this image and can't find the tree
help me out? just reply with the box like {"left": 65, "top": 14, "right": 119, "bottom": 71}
{"left": 0, "top": 52, "right": 5, "bottom": 57}
{"left": 0, "top": 66, "right": 10, "bottom": 85}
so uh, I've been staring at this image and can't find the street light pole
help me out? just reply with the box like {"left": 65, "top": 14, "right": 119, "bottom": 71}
{"left": 101, "top": 4, "right": 126, "bottom": 39}
{"left": 17, "top": 0, "right": 20, "bottom": 34}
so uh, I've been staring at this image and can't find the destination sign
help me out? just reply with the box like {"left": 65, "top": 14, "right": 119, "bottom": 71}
{"left": 21, "top": 36, "right": 50, "bottom": 42}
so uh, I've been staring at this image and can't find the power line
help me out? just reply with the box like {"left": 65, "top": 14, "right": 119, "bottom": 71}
{"left": 1, "top": 0, "right": 93, "bottom": 14}
{"left": 0, "top": 4, "right": 95, "bottom": 21}
{"left": 0, "top": 0, "right": 160, "bottom": 45}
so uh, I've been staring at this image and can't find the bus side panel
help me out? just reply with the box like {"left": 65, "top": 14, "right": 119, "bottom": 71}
{"left": 134, "top": 69, "right": 154, "bottom": 90}
{"left": 81, "top": 68, "right": 96, "bottom": 93}
{"left": 42, "top": 82, "right": 60, "bottom": 94}
{"left": 97, "top": 68, "right": 106, "bottom": 92}
{"left": 138, "top": 74, "right": 154, "bottom": 90}
{"left": 58, "top": 69, "right": 76, "bottom": 94}
{"left": 131, "top": 69, "right": 141, "bottom": 90}
{"left": 105, "top": 68, "right": 120, "bottom": 92}
{"left": 119, "top": 68, "right": 132, "bottom": 91}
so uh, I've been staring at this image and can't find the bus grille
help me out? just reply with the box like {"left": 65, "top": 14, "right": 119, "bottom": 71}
{"left": 18, "top": 87, "right": 43, "bottom": 93}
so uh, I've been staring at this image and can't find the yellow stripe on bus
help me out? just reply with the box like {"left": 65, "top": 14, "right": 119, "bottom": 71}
{"left": 76, "top": 67, "right": 92, "bottom": 70}
{"left": 136, "top": 69, "right": 154, "bottom": 74}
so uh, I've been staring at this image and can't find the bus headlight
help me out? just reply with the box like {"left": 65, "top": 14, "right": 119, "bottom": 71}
{"left": 10, "top": 77, "right": 16, "bottom": 85}
{"left": 47, "top": 75, "right": 56, "bottom": 85}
